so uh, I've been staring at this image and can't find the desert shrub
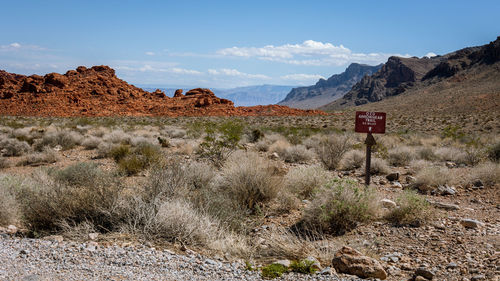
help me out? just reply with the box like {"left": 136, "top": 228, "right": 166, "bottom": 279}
{"left": 435, "top": 147, "right": 467, "bottom": 163}
{"left": 118, "top": 155, "right": 147, "bottom": 176}
{"left": 462, "top": 146, "right": 484, "bottom": 166}
{"left": 268, "top": 139, "right": 291, "bottom": 156}
{"left": 362, "top": 157, "right": 390, "bottom": 175}
{"left": 414, "top": 167, "right": 452, "bottom": 191}
{"left": 488, "top": 141, "right": 500, "bottom": 162}
{"left": 280, "top": 145, "right": 315, "bottom": 163}
{"left": 130, "top": 136, "right": 156, "bottom": 147}
{"left": 249, "top": 129, "right": 264, "bottom": 143}
{"left": 388, "top": 146, "right": 415, "bottom": 166}
{"left": 409, "top": 159, "right": 432, "bottom": 173}
{"left": 109, "top": 144, "right": 131, "bottom": 162}
{"left": 35, "top": 130, "right": 82, "bottom": 151}
{"left": 165, "top": 127, "right": 186, "bottom": 139}
{"left": 385, "top": 190, "right": 431, "bottom": 227}
{"left": 217, "top": 151, "right": 281, "bottom": 211}
{"left": 290, "top": 260, "right": 319, "bottom": 274}
{"left": 145, "top": 159, "right": 189, "bottom": 200}
{"left": 301, "top": 178, "right": 379, "bottom": 235}
{"left": 0, "top": 157, "right": 10, "bottom": 169}
{"left": 416, "top": 146, "right": 436, "bottom": 161}
{"left": 0, "top": 175, "right": 23, "bottom": 225}
{"left": 255, "top": 134, "right": 287, "bottom": 152}
{"left": 469, "top": 162, "right": 500, "bottom": 186}
{"left": 285, "top": 165, "right": 330, "bottom": 199}
{"left": 0, "top": 138, "right": 31, "bottom": 156}
{"left": 302, "top": 134, "right": 322, "bottom": 150}
{"left": 16, "top": 165, "right": 122, "bottom": 232}
{"left": 339, "top": 150, "right": 365, "bottom": 170}
{"left": 12, "top": 127, "right": 42, "bottom": 145}
{"left": 81, "top": 136, "right": 102, "bottom": 150}
{"left": 197, "top": 120, "right": 244, "bottom": 167}
{"left": 315, "top": 134, "right": 352, "bottom": 170}
{"left": 17, "top": 149, "right": 58, "bottom": 166}
{"left": 184, "top": 161, "right": 216, "bottom": 190}
{"left": 103, "top": 129, "right": 131, "bottom": 144}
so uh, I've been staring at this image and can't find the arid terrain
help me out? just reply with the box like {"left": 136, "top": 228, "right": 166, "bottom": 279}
{"left": 0, "top": 114, "right": 498, "bottom": 281}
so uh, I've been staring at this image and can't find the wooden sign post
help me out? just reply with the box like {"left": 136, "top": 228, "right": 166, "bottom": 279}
{"left": 355, "top": 111, "right": 386, "bottom": 185}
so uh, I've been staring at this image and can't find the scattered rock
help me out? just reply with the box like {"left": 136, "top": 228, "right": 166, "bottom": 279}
{"left": 331, "top": 246, "right": 387, "bottom": 279}
{"left": 429, "top": 201, "right": 460, "bottom": 210}
{"left": 471, "top": 274, "right": 485, "bottom": 281}
{"left": 379, "top": 179, "right": 387, "bottom": 185}
{"left": 173, "top": 89, "right": 184, "bottom": 97}
{"left": 43, "top": 235, "right": 64, "bottom": 243}
{"left": 446, "top": 162, "right": 457, "bottom": 168}
{"left": 406, "top": 175, "right": 417, "bottom": 184}
{"left": 415, "top": 267, "right": 436, "bottom": 279}
{"left": 446, "top": 262, "right": 458, "bottom": 269}
{"left": 386, "top": 172, "right": 400, "bottom": 181}
{"left": 391, "top": 181, "right": 403, "bottom": 188}
{"left": 460, "top": 219, "right": 484, "bottom": 229}
{"left": 472, "top": 179, "right": 483, "bottom": 187}
{"left": 270, "top": 152, "right": 279, "bottom": 160}
{"left": 304, "top": 256, "right": 322, "bottom": 270}
{"left": 88, "top": 233, "right": 99, "bottom": 240}
{"left": 318, "top": 267, "right": 335, "bottom": 275}
{"left": 7, "top": 225, "right": 17, "bottom": 234}
{"left": 275, "top": 259, "right": 291, "bottom": 268}
{"left": 435, "top": 185, "right": 456, "bottom": 196}
{"left": 381, "top": 199, "right": 397, "bottom": 209}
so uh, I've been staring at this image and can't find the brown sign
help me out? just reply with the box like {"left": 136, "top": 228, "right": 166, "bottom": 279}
{"left": 355, "top": 111, "right": 386, "bottom": 134}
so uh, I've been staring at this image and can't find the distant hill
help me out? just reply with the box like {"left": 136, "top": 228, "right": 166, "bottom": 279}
{"left": 320, "top": 36, "right": 500, "bottom": 111}
{"left": 215, "top": 85, "right": 294, "bottom": 107}
{"left": 278, "top": 63, "right": 382, "bottom": 109}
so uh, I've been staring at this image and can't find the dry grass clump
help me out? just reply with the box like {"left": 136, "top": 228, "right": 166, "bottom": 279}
{"left": 409, "top": 159, "right": 432, "bottom": 173}
{"left": 385, "top": 190, "right": 431, "bottom": 227}
{"left": 164, "top": 127, "right": 187, "bottom": 139}
{"left": 362, "top": 157, "right": 390, "bottom": 175}
{"left": 280, "top": 145, "right": 315, "bottom": 164}
{"left": 115, "top": 142, "right": 161, "bottom": 176}
{"left": 255, "top": 134, "right": 287, "bottom": 152}
{"left": 268, "top": 139, "right": 292, "bottom": 155}
{"left": 184, "top": 161, "right": 216, "bottom": 190}
{"left": 81, "top": 136, "right": 102, "bottom": 150}
{"left": 340, "top": 150, "right": 365, "bottom": 170}
{"left": 414, "top": 166, "right": 452, "bottom": 192}
{"left": 435, "top": 147, "right": 467, "bottom": 163}
{"left": 34, "top": 130, "right": 83, "bottom": 151}
{"left": 16, "top": 164, "right": 121, "bottom": 232}
{"left": 0, "top": 138, "right": 31, "bottom": 156}
{"left": 0, "top": 175, "right": 23, "bottom": 225}
{"left": 216, "top": 151, "right": 282, "bottom": 211}
{"left": 17, "top": 149, "right": 58, "bottom": 166}
{"left": 103, "top": 129, "right": 131, "bottom": 144}
{"left": 11, "top": 127, "right": 42, "bottom": 144}
{"left": 488, "top": 141, "right": 500, "bottom": 162}
{"left": 388, "top": 146, "right": 416, "bottom": 166}
{"left": 300, "top": 178, "right": 379, "bottom": 235}
{"left": 416, "top": 146, "right": 437, "bottom": 161}
{"left": 284, "top": 165, "right": 330, "bottom": 199}
{"left": 0, "top": 157, "right": 9, "bottom": 169}
{"left": 315, "top": 134, "right": 352, "bottom": 170}
{"left": 469, "top": 162, "right": 500, "bottom": 186}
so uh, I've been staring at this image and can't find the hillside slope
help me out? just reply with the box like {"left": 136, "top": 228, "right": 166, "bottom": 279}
{"left": 321, "top": 37, "right": 500, "bottom": 111}
{"left": 278, "top": 63, "right": 381, "bottom": 109}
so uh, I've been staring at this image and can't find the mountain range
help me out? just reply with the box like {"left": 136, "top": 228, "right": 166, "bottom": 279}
{"left": 278, "top": 63, "right": 382, "bottom": 109}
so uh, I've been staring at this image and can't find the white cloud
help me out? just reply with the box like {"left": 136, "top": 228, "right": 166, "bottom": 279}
{"left": 10, "top": 43, "right": 21, "bottom": 48}
{"left": 217, "top": 40, "right": 410, "bottom": 66}
{"left": 0, "top": 42, "right": 45, "bottom": 51}
{"left": 207, "top": 68, "right": 270, "bottom": 79}
{"left": 171, "top": 67, "right": 202, "bottom": 75}
{"left": 424, "top": 52, "right": 437, "bottom": 58}
{"left": 280, "top": 73, "right": 325, "bottom": 81}
{"left": 145, "top": 51, "right": 155, "bottom": 56}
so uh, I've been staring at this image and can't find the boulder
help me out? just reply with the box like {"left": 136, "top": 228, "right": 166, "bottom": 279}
{"left": 386, "top": 172, "right": 400, "bottom": 181}
{"left": 460, "top": 219, "right": 484, "bottom": 228}
{"left": 174, "top": 89, "right": 184, "bottom": 97}
{"left": 331, "top": 246, "right": 387, "bottom": 279}
{"left": 381, "top": 199, "right": 397, "bottom": 209}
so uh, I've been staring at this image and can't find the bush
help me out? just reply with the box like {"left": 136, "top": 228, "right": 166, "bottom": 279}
{"left": 184, "top": 161, "right": 216, "bottom": 190}
{"left": 435, "top": 147, "right": 467, "bottom": 163}
{"left": 0, "top": 175, "right": 23, "bottom": 225}
{"left": 388, "top": 146, "right": 415, "bottom": 166}
{"left": 301, "top": 178, "right": 379, "bottom": 235}
{"left": 385, "top": 190, "right": 431, "bottom": 226}
{"left": 217, "top": 151, "right": 281, "bottom": 211}
{"left": 16, "top": 165, "right": 121, "bottom": 232}
{"left": 17, "top": 150, "right": 58, "bottom": 166}
{"left": 315, "top": 134, "right": 352, "bottom": 170}
{"left": 280, "top": 145, "right": 315, "bottom": 163}
{"left": 339, "top": 150, "right": 365, "bottom": 170}
{"left": 109, "top": 144, "right": 131, "bottom": 162}
{"left": 415, "top": 167, "right": 452, "bottom": 192}
{"left": 197, "top": 120, "right": 244, "bottom": 167}
{"left": 0, "top": 138, "right": 31, "bottom": 156}
{"left": 103, "top": 129, "right": 131, "bottom": 144}
{"left": 488, "top": 141, "right": 500, "bottom": 162}
{"left": 261, "top": 263, "right": 288, "bottom": 279}
{"left": 469, "top": 162, "right": 500, "bottom": 187}
{"left": 417, "top": 146, "right": 436, "bottom": 161}
{"left": 255, "top": 134, "right": 287, "bottom": 152}
{"left": 145, "top": 159, "right": 189, "bottom": 200}
{"left": 114, "top": 142, "right": 161, "bottom": 175}
{"left": 35, "top": 130, "right": 82, "bottom": 151}
{"left": 81, "top": 136, "right": 101, "bottom": 150}
{"left": 285, "top": 165, "right": 330, "bottom": 199}
{"left": 0, "top": 157, "right": 9, "bottom": 169}
{"left": 362, "top": 157, "right": 390, "bottom": 175}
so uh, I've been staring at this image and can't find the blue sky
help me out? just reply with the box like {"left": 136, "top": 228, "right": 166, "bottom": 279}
{"left": 1, "top": 0, "right": 498, "bottom": 88}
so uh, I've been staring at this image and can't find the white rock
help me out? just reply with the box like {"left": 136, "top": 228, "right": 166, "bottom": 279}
{"left": 381, "top": 199, "right": 397, "bottom": 209}
{"left": 460, "top": 219, "right": 484, "bottom": 228}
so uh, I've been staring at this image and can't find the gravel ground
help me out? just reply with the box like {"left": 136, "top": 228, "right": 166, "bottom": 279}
{"left": 0, "top": 236, "right": 364, "bottom": 281}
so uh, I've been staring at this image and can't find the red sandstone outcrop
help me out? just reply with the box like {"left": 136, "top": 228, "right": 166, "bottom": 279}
{"left": 0, "top": 66, "right": 325, "bottom": 117}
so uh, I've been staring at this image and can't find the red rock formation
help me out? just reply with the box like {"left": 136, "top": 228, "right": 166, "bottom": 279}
{"left": 0, "top": 66, "right": 326, "bottom": 117}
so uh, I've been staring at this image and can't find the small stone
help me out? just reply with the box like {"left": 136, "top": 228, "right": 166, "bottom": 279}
{"left": 275, "top": 259, "right": 291, "bottom": 268}
{"left": 19, "top": 249, "right": 30, "bottom": 255}
{"left": 446, "top": 262, "right": 458, "bottom": 269}
{"left": 318, "top": 267, "right": 335, "bottom": 275}
{"left": 415, "top": 267, "right": 435, "bottom": 279}
{"left": 379, "top": 179, "right": 387, "bottom": 185}
{"left": 415, "top": 276, "right": 428, "bottom": 281}
{"left": 86, "top": 241, "right": 98, "bottom": 251}
{"left": 88, "top": 233, "right": 99, "bottom": 240}
{"left": 53, "top": 145, "right": 63, "bottom": 151}
{"left": 381, "top": 199, "right": 397, "bottom": 209}
{"left": 7, "top": 225, "right": 17, "bottom": 234}
{"left": 446, "top": 162, "right": 456, "bottom": 168}
{"left": 332, "top": 246, "right": 387, "bottom": 279}
{"left": 270, "top": 152, "right": 279, "bottom": 160}
{"left": 437, "top": 185, "right": 456, "bottom": 196}
{"left": 386, "top": 172, "right": 400, "bottom": 181}
{"left": 471, "top": 274, "right": 485, "bottom": 281}
{"left": 304, "top": 256, "right": 321, "bottom": 270}
{"left": 406, "top": 176, "right": 417, "bottom": 184}
{"left": 460, "top": 219, "right": 484, "bottom": 228}
{"left": 391, "top": 181, "right": 403, "bottom": 188}
{"left": 43, "top": 235, "right": 64, "bottom": 243}
{"left": 472, "top": 179, "right": 483, "bottom": 187}
{"left": 430, "top": 201, "right": 460, "bottom": 210}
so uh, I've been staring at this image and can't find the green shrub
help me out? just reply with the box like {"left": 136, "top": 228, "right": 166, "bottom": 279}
{"left": 385, "top": 190, "right": 431, "bottom": 226}
{"left": 0, "top": 138, "right": 31, "bottom": 156}
{"left": 109, "top": 144, "right": 131, "bottom": 162}
{"left": 280, "top": 145, "right": 315, "bottom": 164}
{"left": 35, "top": 130, "right": 82, "bottom": 151}
{"left": 417, "top": 146, "right": 436, "bottom": 161}
{"left": 388, "top": 146, "right": 415, "bottom": 166}
{"left": 290, "top": 260, "right": 318, "bottom": 274}
{"left": 488, "top": 141, "right": 500, "bottom": 162}
{"left": 261, "top": 263, "right": 288, "bottom": 279}
{"left": 118, "top": 155, "right": 148, "bottom": 176}
{"left": 197, "top": 120, "right": 244, "bottom": 167}
{"left": 301, "top": 178, "right": 379, "bottom": 235}
{"left": 17, "top": 150, "right": 57, "bottom": 166}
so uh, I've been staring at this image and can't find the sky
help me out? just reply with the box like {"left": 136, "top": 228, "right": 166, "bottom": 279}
{"left": 1, "top": 0, "right": 499, "bottom": 89}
